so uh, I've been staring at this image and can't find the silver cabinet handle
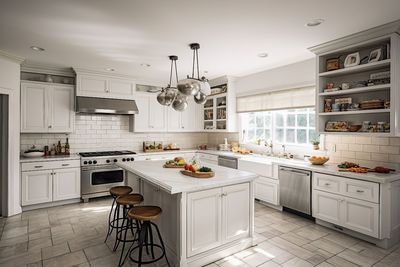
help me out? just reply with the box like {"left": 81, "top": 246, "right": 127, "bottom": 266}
{"left": 220, "top": 193, "right": 227, "bottom": 197}
{"left": 34, "top": 165, "right": 43, "bottom": 168}
{"left": 48, "top": 125, "right": 52, "bottom": 128}
{"left": 62, "top": 164, "right": 70, "bottom": 166}
{"left": 356, "top": 190, "right": 364, "bottom": 193}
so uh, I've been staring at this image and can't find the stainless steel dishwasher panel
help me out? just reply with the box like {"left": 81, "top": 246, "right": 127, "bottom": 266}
{"left": 218, "top": 156, "right": 238, "bottom": 169}
{"left": 279, "top": 167, "right": 311, "bottom": 215}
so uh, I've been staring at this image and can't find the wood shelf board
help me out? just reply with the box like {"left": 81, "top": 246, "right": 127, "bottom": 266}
{"left": 319, "top": 109, "right": 390, "bottom": 116}
{"left": 320, "top": 131, "right": 392, "bottom": 136}
{"left": 318, "top": 84, "right": 391, "bottom": 96}
{"left": 318, "top": 59, "right": 391, "bottom": 77}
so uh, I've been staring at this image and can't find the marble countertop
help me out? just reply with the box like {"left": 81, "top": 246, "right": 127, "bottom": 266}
{"left": 117, "top": 160, "right": 257, "bottom": 194}
{"left": 20, "top": 154, "right": 81, "bottom": 163}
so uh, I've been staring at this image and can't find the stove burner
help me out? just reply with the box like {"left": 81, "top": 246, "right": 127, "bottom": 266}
{"left": 79, "top": 150, "right": 136, "bottom": 157}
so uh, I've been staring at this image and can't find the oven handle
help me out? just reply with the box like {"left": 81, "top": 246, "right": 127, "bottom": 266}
{"left": 81, "top": 166, "right": 124, "bottom": 172}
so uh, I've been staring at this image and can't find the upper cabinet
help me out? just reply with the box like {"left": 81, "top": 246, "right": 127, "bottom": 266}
{"left": 202, "top": 76, "right": 237, "bottom": 132}
{"left": 75, "top": 69, "right": 135, "bottom": 100}
{"left": 309, "top": 22, "right": 400, "bottom": 136}
{"left": 134, "top": 93, "right": 167, "bottom": 132}
{"left": 21, "top": 81, "right": 74, "bottom": 133}
{"left": 167, "top": 98, "right": 203, "bottom": 132}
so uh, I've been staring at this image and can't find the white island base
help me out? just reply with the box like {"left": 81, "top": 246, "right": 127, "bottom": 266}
{"left": 119, "top": 160, "right": 257, "bottom": 267}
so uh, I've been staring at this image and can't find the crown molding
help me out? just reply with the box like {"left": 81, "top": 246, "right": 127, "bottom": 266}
{"left": 0, "top": 50, "right": 25, "bottom": 63}
{"left": 309, "top": 19, "right": 400, "bottom": 55}
{"left": 21, "top": 62, "right": 75, "bottom": 77}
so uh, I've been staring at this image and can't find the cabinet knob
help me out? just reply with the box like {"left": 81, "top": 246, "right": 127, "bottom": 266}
{"left": 356, "top": 190, "right": 364, "bottom": 193}
{"left": 324, "top": 183, "right": 330, "bottom": 186}
{"left": 48, "top": 125, "right": 52, "bottom": 128}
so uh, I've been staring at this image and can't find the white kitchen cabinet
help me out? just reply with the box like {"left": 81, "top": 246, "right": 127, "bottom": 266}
{"left": 166, "top": 98, "right": 202, "bottom": 132}
{"left": 21, "top": 81, "right": 74, "bottom": 133}
{"left": 21, "top": 82, "right": 47, "bottom": 132}
{"left": 21, "top": 159, "right": 81, "bottom": 207}
{"left": 196, "top": 152, "right": 218, "bottom": 165}
{"left": 21, "top": 170, "right": 53, "bottom": 206}
{"left": 134, "top": 93, "right": 167, "bottom": 132}
{"left": 187, "top": 183, "right": 250, "bottom": 257}
{"left": 342, "top": 197, "right": 379, "bottom": 237}
{"left": 187, "top": 187, "right": 222, "bottom": 257}
{"left": 52, "top": 168, "right": 80, "bottom": 201}
{"left": 222, "top": 183, "right": 250, "bottom": 243}
{"left": 255, "top": 177, "right": 279, "bottom": 205}
{"left": 313, "top": 190, "right": 342, "bottom": 225}
{"left": 313, "top": 190, "right": 379, "bottom": 238}
{"left": 75, "top": 70, "right": 135, "bottom": 100}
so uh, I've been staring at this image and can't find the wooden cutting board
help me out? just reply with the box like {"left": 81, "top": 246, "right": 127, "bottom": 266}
{"left": 180, "top": 170, "right": 215, "bottom": 178}
{"left": 163, "top": 164, "right": 185, "bottom": 168}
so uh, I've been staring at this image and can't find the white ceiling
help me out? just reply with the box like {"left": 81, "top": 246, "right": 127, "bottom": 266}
{"left": 1, "top": 0, "right": 400, "bottom": 82}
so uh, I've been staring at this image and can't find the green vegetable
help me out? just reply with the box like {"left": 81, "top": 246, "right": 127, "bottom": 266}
{"left": 199, "top": 167, "right": 212, "bottom": 172}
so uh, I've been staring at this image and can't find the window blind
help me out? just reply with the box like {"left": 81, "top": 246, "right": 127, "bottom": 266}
{"left": 236, "top": 86, "right": 315, "bottom": 113}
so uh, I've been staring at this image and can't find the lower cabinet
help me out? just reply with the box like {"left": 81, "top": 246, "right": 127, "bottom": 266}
{"left": 187, "top": 183, "right": 250, "bottom": 257}
{"left": 21, "top": 163, "right": 81, "bottom": 206}
{"left": 313, "top": 190, "right": 379, "bottom": 238}
{"left": 21, "top": 170, "right": 53, "bottom": 206}
{"left": 52, "top": 168, "right": 81, "bottom": 201}
{"left": 255, "top": 177, "right": 279, "bottom": 205}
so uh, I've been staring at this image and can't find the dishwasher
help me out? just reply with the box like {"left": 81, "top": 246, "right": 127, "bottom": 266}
{"left": 218, "top": 156, "right": 238, "bottom": 169}
{"left": 279, "top": 166, "right": 312, "bottom": 216}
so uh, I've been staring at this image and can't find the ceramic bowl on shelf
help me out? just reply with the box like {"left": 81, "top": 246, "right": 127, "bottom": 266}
{"left": 309, "top": 156, "right": 329, "bottom": 165}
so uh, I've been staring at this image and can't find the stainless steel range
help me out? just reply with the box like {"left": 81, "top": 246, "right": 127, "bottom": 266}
{"left": 79, "top": 150, "right": 136, "bottom": 202}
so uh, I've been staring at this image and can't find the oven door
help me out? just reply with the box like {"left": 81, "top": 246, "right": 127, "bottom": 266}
{"left": 81, "top": 166, "right": 126, "bottom": 196}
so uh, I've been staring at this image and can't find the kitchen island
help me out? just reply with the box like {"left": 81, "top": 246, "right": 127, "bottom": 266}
{"left": 117, "top": 160, "right": 257, "bottom": 267}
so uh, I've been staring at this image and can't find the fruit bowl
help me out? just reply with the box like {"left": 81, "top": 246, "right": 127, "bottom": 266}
{"left": 309, "top": 156, "right": 329, "bottom": 165}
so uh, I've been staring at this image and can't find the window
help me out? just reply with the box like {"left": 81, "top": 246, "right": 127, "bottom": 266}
{"left": 241, "top": 108, "right": 317, "bottom": 145}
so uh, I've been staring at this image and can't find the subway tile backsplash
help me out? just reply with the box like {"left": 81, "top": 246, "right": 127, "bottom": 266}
{"left": 325, "top": 135, "right": 400, "bottom": 168}
{"left": 20, "top": 114, "right": 208, "bottom": 153}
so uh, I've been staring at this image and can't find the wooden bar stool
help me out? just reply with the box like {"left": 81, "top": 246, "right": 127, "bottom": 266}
{"left": 125, "top": 206, "right": 171, "bottom": 267}
{"left": 115, "top": 193, "right": 144, "bottom": 266}
{"left": 104, "top": 186, "right": 132, "bottom": 244}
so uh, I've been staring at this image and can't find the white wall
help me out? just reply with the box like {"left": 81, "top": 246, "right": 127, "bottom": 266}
{"left": 235, "top": 58, "right": 316, "bottom": 96}
{"left": 0, "top": 52, "right": 23, "bottom": 216}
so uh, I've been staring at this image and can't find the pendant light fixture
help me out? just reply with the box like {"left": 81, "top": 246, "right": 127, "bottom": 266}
{"left": 178, "top": 43, "right": 211, "bottom": 101}
{"left": 157, "top": 55, "right": 179, "bottom": 106}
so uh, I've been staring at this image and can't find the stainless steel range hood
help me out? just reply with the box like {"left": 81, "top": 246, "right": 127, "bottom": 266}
{"left": 76, "top": 96, "right": 139, "bottom": 115}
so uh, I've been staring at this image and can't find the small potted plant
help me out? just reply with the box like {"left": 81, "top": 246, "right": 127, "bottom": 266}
{"left": 311, "top": 139, "right": 320, "bottom": 150}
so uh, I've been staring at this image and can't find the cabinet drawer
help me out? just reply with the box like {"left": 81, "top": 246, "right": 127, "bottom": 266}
{"left": 314, "top": 172, "right": 379, "bottom": 203}
{"left": 21, "top": 160, "right": 80, "bottom": 171}
{"left": 197, "top": 153, "right": 218, "bottom": 162}
{"left": 255, "top": 176, "right": 279, "bottom": 205}
{"left": 314, "top": 173, "right": 340, "bottom": 193}
{"left": 343, "top": 179, "right": 379, "bottom": 203}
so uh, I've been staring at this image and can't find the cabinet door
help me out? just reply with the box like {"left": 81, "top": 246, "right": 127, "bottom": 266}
{"left": 312, "top": 190, "right": 341, "bottom": 225}
{"left": 53, "top": 168, "right": 81, "bottom": 201}
{"left": 21, "top": 170, "right": 53, "bottom": 206}
{"left": 167, "top": 108, "right": 182, "bottom": 132}
{"left": 342, "top": 197, "right": 379, "bottom": 238}
{"left": 21, "top": 83, "right": 48, "bottom": 132}
{"left": 255, "top": 177, "right": 278, "bottom": 205}
{"left": 48, "top": 86, "right": 74, "bottom": 133}
{"left": 127, "top": 172, "right": 141, "bottom": 193}
{"left": 222, "top": 183, "right": 250, "bottom": 243}
{"left": 181, "top": 98, "right": 197, "bottom": 131}
{"left": 77, "top": 74, "right": 108, "bottom": 97}
{"left": 187, "top": 188, "right": 222, "bottom": 257}
{"left": 148, "top": 95, "right": 167, "bottom": 131}
{"left": 108, "top": 79, "right": 135, "bottom": 99}
{"left": 134, "top": 94, "right": 150, "bottom": 132}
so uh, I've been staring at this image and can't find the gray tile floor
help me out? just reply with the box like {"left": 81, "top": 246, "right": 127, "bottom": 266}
{"left": 0, "top": 199, "right": 399, "bottom": 267}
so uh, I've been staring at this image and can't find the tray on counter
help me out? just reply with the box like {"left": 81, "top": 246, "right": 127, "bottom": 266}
{"left": 180, "top": 170, "right": 215, "bottom": 178}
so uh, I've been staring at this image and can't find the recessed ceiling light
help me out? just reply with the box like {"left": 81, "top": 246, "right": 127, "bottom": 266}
{"left": 30, "top": 46, "right": 45, "bottom": 52}
{"left": 140, "top": 63, "right": 151, "bottom": 67}
{"left": 105, "top": 68, "right": 115, "bottom": 71}
{"left": 306, "top": 19, "right": 325, "bottom": 27}
{"left": 257, "top": 53, "right": 268, "bottom": 58}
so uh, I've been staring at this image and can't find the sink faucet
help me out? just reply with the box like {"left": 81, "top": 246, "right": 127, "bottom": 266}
{"left": 265, "top": 140, "right": 273, "bottom": 156}
{"left": 281, "top": 144, "right": 287, "bottom": 158}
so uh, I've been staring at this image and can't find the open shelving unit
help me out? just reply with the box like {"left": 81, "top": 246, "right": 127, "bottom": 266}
{"left": 309, "top": 27, "right": 400, "bottom": 136}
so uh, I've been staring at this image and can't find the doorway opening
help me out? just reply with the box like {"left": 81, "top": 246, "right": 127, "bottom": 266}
{"left": 0, "top": 94, "right": 9, "bottom": 217}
